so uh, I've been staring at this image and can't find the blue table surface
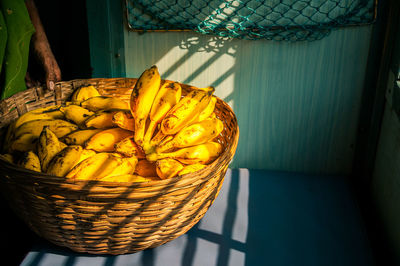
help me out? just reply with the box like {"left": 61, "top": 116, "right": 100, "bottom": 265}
{"left": 21, "top": 169, "right": 375, "bottom": 266}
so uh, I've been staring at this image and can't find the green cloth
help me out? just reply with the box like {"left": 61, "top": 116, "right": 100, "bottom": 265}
{"left": 0, "top": 11, "right": 7, "bottom": 74}
{"left": 0, "top": 0, "right": 35, "bottom": 99}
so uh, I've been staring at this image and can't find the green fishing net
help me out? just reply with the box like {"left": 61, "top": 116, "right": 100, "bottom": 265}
{"left": 125, "top": 0, "right": 376, "bottom": 41}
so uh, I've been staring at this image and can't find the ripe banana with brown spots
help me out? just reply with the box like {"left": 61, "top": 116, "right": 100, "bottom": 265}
{"left": 85, "top": 127, "right": 133, "bottom": 152}
{"left": 81, "top": 96, "right": 129, "bottom": 112}
{"left": 66, "top": 152, "right": 135, "bottom": 181}
{"left": 130, "top": 65, "right": 161, "bottom": 146}
{"left": 65, "top": 152, "right": 114, "bottom": 180}
{"left": 71, "top": 85, "right": 101, "bottom": 103}
{"left": 14, "top": 106, "right": 64, "bottom": 129}
{"left": 14, "top": 119, "right": 78, "bottom": 139}
{"left": 3, "top": 106, "right": 64, "bottom": 153}
{"left": 37, "top": 127, "right": 65, "bottom": 172}
{"left": 112, "top": 111, "right": 134, "bottom": 131}
{"left": 156, "top": 116, "right": 224, "bottom": 153}
{"left": 84, "top": 111, "right": 118, "bottom": 129}
{"left": 147, "top": 142, "right": 223, "bottom": 164}
{"left": 18, "top": 151, "right": 41, "bottom": 172}
{"left": 114, "top": 136, "right": 145, "bottom": 158}
{"left": 155, "top": 158, "right": 184, "bottom": 179}
{"left": 160, "top": 88, "right": 214, "bottom": 135}
{"left": 9, "top": 133, "right": 38, "bottom": 152}
{"left": 102, "top": 155, "right": 138, "bottom": 179}
{"left": 60, "top": 104, "right": 94, "bottom": 128}
{"left": 46, "top": 145, "right": 83, "bottom": 177}
{"left": 62, "top": 128, "right": 103, "bottom": 145}
{"left": 195, "top": 96, "right": 217, "bottom": 123}
{"left": 143, "top": 81, "right": 181, "bottom": 153}
{"left": 72, "top": 149, "right": 97, "bottom": 169}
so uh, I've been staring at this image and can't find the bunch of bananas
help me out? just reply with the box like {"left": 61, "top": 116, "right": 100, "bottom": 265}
{"left": 0, "top": 65, "right": 224, "bottom": 181}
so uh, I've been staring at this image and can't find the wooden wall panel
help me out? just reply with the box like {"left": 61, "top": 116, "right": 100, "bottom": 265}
{"left": 122, "top": 26, "right": 372, "bottom": 174}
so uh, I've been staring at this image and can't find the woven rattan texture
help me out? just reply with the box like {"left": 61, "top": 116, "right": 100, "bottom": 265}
{"left": 125, "top": 0, "right": 376, "bottom": 41}
{"left": 0, "top": 78, "right": 239, "bottom": 254}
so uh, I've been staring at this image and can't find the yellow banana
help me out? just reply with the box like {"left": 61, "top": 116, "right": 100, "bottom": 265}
{"left": 112, "top": 111, "right": 134, "bottom": 131}
{"left": 59, "top": 141, "right": 68, "bottom": 151}
{"left": 134, "top": 159, "right": 158, "bottom": 177}
{"left": 114, "top": 136, "right": 145, "bottom": 159}
{"left": 28, "top": 105, "right": 62, "bottom": 114}
{"left": 178, "top": 163, "right": 206, "bottom": 176}
{"left": 143, "top": 81, "right": 182, "bottom": 152}
{"left": 160, "top": 89, "right": 213, "bottom": 135}
{"left": 126, "top": 155, "right": 139, "bottom": 168}
{"left": 84, "top": 111, "right": 117, "bottom": 129}
{"left": 155, "top": 158, "right": 184, "bottom": 179}
{"left": 66, "top": 152, "right": 113, "bottom": 180}
{"left": 14, "top": 106, "right": 64, "bottom": 129}
{"left": 71, "top": 85, "right": 101, "bottom": 103}
{"left": 46, "top": 145, "right": 83, "bottom": 177}
{"left": 102, "top": 155, "right": 138, "bottom": 179}
{"left": 147, "top": 142, "right": 223, "bottom": 164}
{"left": 3, "top": 106, "right": 64, "bottom": 152}
{"left": 37, "top": 127, "right": 64, "bottom": 172}
{"left": 62, "top": 128, "right": 103, "bottom": 145}
{"left": 81, "top": 96, "right": 129, "bottom": 112}
{"left": 99, "top": 174, "right": 154, "bottom": 182}
{"left": 60, "top": 105, "right": 94, "bottom": 128}
{"left": 156, "top": 117, "right": 224, "bottom": 153}
{"left": 18, "top": 151, "right": 41, "bottom": 172}
{"left": 85, "top": 128, "right": 133, "bottom": 152}
{"left": 9, "top": 134, "right": 37, "bottom": 153}
{"left": 195, "top": 96, "right": 217, "bottom": 122}
{"left": 130, "top": 65, "right": 161, "bottom": 146}
{"left": 14, "top": 119, "right": 78, "bottom": 139}
{"left": 66, "top": 153, "right": 130, "bottom": 181}
{"left": 72, "top": 149, "right": 97, "bottom": 169}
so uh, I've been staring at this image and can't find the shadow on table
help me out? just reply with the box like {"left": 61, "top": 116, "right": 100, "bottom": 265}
{"left": 23, "top": 169, "right": 374, "bottom": 266}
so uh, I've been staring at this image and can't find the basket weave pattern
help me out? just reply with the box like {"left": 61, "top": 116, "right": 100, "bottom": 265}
{"left": 0, "top": 78, "right": 239, "bottom": 254}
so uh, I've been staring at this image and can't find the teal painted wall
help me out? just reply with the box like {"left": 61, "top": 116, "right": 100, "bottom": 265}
{"left": 86, "top": 0, "right": 125, "bottom": 77}
{"left": 87, "top": 0, "right": 373, "bottom": 174}
{"left": 123, "top": 27, "right": 372, "bottom": 174}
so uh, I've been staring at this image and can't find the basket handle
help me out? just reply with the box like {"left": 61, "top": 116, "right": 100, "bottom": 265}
{"left": 34, "top": 85, "right": 46, "bottom": 99}
{"left": 54, "top": 83, "right": 62, "bottom": 105}
{"left": 33, "top": 82, "right": 62, "bottom": 105}
{"left": 0, "top": 100, "right": 8, "bottom": 116}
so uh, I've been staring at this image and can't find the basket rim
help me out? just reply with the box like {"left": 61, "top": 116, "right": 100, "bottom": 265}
{"left": 0, "top": 78, "right": 239, "bottom": 191}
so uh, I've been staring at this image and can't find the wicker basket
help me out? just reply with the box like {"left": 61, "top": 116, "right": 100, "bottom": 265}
{"left": 0, "top": 78, "right": 239, "bottom": 255}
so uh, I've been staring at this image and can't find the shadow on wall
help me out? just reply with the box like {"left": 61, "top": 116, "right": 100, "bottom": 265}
{"left": 124, "top": 27, "right": 372, "bottom": 175}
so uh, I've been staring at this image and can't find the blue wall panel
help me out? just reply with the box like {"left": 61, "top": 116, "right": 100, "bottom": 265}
{"left": 86, "top": 0, "right": 125, "bottom": 77}
{"left": 123, "top": 27, "right": 372, "bottom": 174}
{"left": 86, "top": 0, "right": 373, "bottom": 174}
